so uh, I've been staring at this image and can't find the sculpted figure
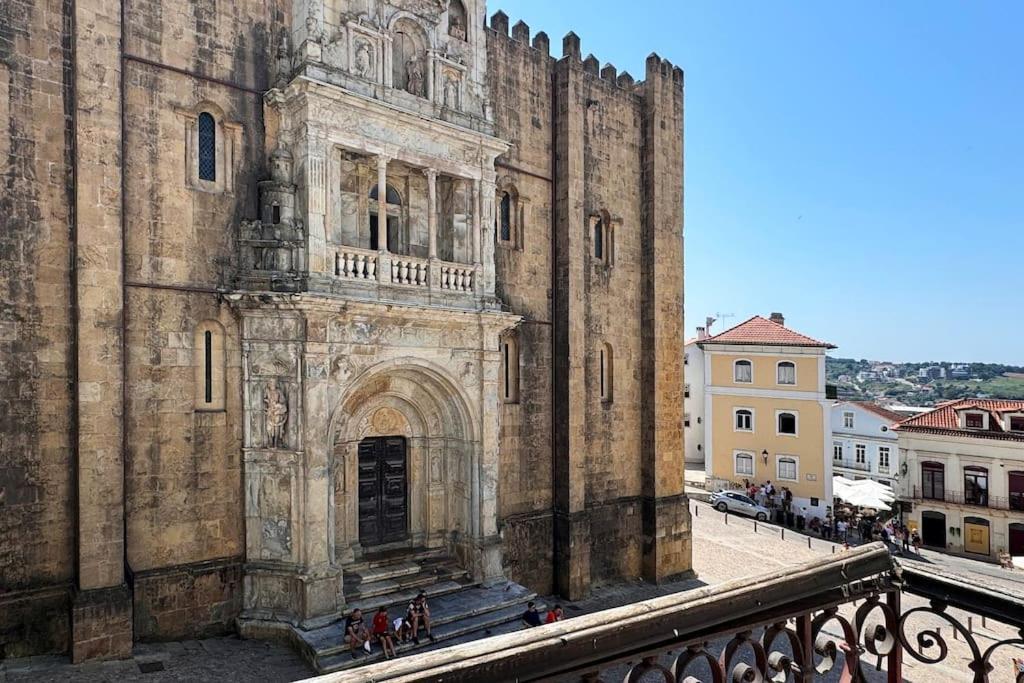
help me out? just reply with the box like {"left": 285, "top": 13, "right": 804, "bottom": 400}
{"left": 449, "top": 13, "right": 466, "bottom": 40}
{"left": 305, "top": 15, "right": 324, "bottom": 44}
{"left": 406, "top": 56, "right": 424, "bottom": 96}
{"left": 443, "top": 73, "right": 459, "bottom": 109}
{"left": 264, "top": 380, "right": 288, "bottom": 448}
{"left": 354, "top": 40, "right": 372, "bottom": 77}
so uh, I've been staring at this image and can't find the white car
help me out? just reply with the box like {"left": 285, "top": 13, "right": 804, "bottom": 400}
{"left": 710, "top": 490, "right": 770, "bottom": 521}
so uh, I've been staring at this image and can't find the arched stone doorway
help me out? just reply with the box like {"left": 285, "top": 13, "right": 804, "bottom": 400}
{"left": 329, "top": 359, "right": 480, "bottom": 573}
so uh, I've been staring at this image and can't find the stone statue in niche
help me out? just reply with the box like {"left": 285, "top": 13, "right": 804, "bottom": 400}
{"left": 264, "top": 380, "right": 288, "bottom": 448}
{"left": 275, "top": 33, "right": 291, "bottom": 86}
{"left": 354, "top": 39, "right": 373, "bottom": 78}
{"left": 406, "top": 56, "right": 425, "bottom": 97}
{"left": 448, "top": 13, "right": 466, "bottom": 40}
{"left": 443, "top": 71, "right": 459, "bottom": 109}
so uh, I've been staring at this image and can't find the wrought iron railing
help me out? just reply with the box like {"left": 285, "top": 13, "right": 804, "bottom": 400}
{"left": 911, "top": 486, "right": 1014, "bottom": 511}
{"left": 313, "top": 544, "right": 1024, "bottom": 683}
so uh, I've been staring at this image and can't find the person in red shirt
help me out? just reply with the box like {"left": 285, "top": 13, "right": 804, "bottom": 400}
{"left": 545, "top": 604, "right": 564, "bottom": 624}
{"left": 372, "top": 606, "right": 397, "bottom": 659}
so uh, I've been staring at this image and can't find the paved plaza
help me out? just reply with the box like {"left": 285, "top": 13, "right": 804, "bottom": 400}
{"left": 4, "top": 496, "right": 1022, "bottom": 682}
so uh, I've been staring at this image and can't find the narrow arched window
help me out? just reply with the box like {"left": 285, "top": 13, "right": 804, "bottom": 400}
{"left": 735, "top": 409, "right": 753, "bottom": 431}
{"left": 777, "top": 411, "right": 797, "bottom": 435}
{"left": 500, "top": 336, "right": 519, "bottom": 403}
{"left": 593, "top": 218, "right": 604, "bottom": 260}
{"left": 194, "top": 320, "right": 225, "bottom": 411}
{"left": 198, "top": 112, "right": 216, "bottom": 181}
{"left": 499, "top": 192, "right": 512, "bottom": 242}
{"left": 600, "top": 342, "right": 613, "bottom": 402}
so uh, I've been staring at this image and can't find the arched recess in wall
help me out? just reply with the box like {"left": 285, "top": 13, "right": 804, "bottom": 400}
{"left": 500, "top": 334, "right": 520, "bottom": 403}
{"left": 194, "top": 320, "right": 226, "bottom": 411}
{"left": 494, "top": 179, "right": 520, "bottom": 249}
{"left": 369, "top": 183, "right": 404, "bottom": 252}
{"left": 392, "top": 17, "right": 429, "bottom": 96}
{"left": 600, "top": 342, "right": 614, "bottom": 402}
{"left": 447, "top": 0, "right": 468, "bottom": 40}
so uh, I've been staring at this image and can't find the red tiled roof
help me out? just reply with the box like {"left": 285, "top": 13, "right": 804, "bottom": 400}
{"left": 849, "top": 401, "right": 904, "bottom": 425}
{"left": 699, "top": 316, "right": 836, "bottom": 349}
{"left": 896, "top": 398, "right": 1024, "bottom": 443}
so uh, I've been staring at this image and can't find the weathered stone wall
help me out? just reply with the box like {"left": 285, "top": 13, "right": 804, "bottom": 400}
{"left": 120, "top": 0, "right": 278, "bottom": 639}
{"left": 485, "top": 22, "right": 555, "bottom": 594}
{"left": 0, "top": 0, "right": 76, "bottom": 658}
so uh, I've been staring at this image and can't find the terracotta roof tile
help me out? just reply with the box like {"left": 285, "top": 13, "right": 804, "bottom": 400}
{"left": 700, "top": 315, "right": 836, "bottom": 349}
{"left": 896, "top": 398, "right": 1024, "bottom": 443}
{"left": 849, "top": 401, "right": 904, "bottom": 425}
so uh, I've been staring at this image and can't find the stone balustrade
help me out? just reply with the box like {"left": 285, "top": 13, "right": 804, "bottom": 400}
{"left": 390, "top": 256, "right": 429, "bottom": 287}
{"left": 439, "top": 263, "right": 474, "bottom": 292}
{"left": 334, "top": 246, "right": 378, "bottom": 281}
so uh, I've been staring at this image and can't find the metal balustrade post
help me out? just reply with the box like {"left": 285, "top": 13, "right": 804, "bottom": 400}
{"left": 796, "top": 613, "right": 814, "bottom": 683}
{"left": 887, "top": 590, "right": 903, "bottom": 683}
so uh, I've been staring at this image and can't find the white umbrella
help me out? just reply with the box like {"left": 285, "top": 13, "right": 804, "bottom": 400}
{"left": 833, "top": 476, "right": 895, "bottom": 510}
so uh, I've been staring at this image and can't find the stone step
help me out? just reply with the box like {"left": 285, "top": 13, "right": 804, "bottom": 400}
{"left": 345, "top": 562, "right": 470, "bottom": 603}
{"left": 346, "top": 546, "right": 448, "bottom": 573}
{"left": 342, "top": 560, "right": 423, "bottom": 587}
{"left": 314, "top": 587, "right": 541, "bottom": 673}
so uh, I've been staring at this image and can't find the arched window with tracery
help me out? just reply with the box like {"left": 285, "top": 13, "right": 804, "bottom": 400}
{"left": 499, "top": 192, "right": 512, "bottom": 243}
{"left": 198, "top": 112, "right": 216, "bottom": 181}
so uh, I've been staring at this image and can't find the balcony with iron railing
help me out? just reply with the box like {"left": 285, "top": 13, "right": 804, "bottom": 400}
{"left": 833, "top": 457, "right": 872, "bottom": 473}
{"left": 317, "top": 544, "right": 1024, "bottom": 683}
{"left": 910, "top": 486, "right": 1023, "bottom": 511}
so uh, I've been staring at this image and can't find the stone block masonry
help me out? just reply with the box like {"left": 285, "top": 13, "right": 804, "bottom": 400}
{"left": 1, "top": 0, "right": 690, "bottom": 660}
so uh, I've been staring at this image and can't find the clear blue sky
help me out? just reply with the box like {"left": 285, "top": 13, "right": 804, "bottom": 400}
{"left": 500, "top": 1, "right": 1024, "bottom": 364}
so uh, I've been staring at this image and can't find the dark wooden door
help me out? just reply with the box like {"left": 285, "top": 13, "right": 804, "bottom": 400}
{"left": 358, "top": 437, "right": 408, "bottom": 547}
{"left": 921, "top": 511, "right": 946, "bottom": 548}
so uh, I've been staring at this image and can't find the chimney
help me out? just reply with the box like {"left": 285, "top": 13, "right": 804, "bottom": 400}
{"left": 696, "top": 326, "right": 707, "bottom": 341}
{"left": 769, "top": 312, "right": 785, "bottom": 326}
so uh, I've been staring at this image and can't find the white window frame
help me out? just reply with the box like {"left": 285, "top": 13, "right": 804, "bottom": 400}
{"left": 684, "top": 413, "right": 691, "bottom": 428}
{"left": 776, "top": 410, "right": 799, "bottom": 436}
{"left": 855, "top": 443, "right": 867, "bottom": 465}
{"left": 733, "top": 407, "right": 755, "bottom": 433}
{"left": 833, "top": 442, "right": 843, "bottom": 462}
{"left": 776, "top": 360, "right": 797, "bottom": 386}
{"left": 878, "top": 446, "right": 891, "bottom": 473}
{"left": 961, "top": 410, "right": 987, "bottom": 430}
{"left": 1008, "top": 413, "right": 1024, "bottom": 432}
{"left": 843, "top": 411, "right": 855, "bottom": 429}
{"left": 734, "top": 450, "right": 755, "bottom": 477}
{"left": 733, "top": 359, "right": 753, "bottom": 384}
{"left": 777, "top": 455, "right": 799, "bottom": 482}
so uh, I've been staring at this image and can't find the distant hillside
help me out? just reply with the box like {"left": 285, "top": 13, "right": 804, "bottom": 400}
{"left": 826, "top": 357, "right": 1024, "bottom": 405}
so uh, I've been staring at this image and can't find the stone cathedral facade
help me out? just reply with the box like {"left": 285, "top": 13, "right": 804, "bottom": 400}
{"left": 0, "top": 0, "right": 690, "bottom": 662}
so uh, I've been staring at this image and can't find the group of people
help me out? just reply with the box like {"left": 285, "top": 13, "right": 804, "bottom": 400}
{"left": 521, "top": 601, "right": 563, "bottom": 627}
{"left": 743, "top": 480, "right": 795, "bottom": 511}
{"left": 343, "top": 593, "right": 567, "bottom": 661}
{"left": 343, "top": 590, "right": 435, "bottom": 660}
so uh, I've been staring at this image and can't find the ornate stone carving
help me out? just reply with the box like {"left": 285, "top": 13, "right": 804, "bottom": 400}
{"left": 372, "top": 407, "right": 405, "bottom": 435}
{"left": 261, "top": 519, "right": 292, "bottom": 558}
{"left": 406, "top": 56, "right": 425, "bottom": 97}
{"left": 264, "top": 380, "right": 288, "bottom": 448}
{"left": 304, "top": 15, "right": 324, "bottom": 44}
{"left": 354, "top": 39, "right": 373, "bottom": 78}
{"left": 442, "top": 70, "right": 460, "bottom": 109}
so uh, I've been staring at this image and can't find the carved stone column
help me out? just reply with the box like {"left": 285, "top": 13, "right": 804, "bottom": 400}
{"left": 426, "top": 168, "right": 438, "bottom": 259}
{"left": 479, "top": 177, "right": 497, "bottom": 297}
{"left": 376, "top": 154, "right": 389, "bottom": 254}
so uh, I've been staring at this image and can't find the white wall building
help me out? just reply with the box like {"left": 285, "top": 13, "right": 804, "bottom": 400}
{"left": 830, "top": 401, "right": 901, "bottom": 487}
{"left": 684, "top": 330, "right": 707, "bottom": 465}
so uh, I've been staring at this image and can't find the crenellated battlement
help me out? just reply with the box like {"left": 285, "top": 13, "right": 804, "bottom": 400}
{"left": 487, "top": 9, "right": 682, "bottom": 92}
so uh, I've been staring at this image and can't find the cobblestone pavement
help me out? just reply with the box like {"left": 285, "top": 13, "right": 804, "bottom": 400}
{"left": 4, "top": 498, "right": 1022, "bottom": 682}
{"left": 0, "top": 637, "right": 313, "bottom": 683}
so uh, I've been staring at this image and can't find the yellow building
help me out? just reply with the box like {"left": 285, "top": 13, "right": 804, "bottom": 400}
{"left": 699, "top": 313, "right": 836, "bottom": 519}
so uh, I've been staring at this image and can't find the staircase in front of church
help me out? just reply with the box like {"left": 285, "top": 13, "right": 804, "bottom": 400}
{"left": 294, "top": 547, "right": 542, "bottom": 674}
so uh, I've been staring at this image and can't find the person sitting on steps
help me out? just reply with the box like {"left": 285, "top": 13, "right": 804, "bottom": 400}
{"left": 545, "top": 604, "right": 564, "bottom": 624}
{"left": 522, "top": 601, "right": 542, "bottom": 627}
{"left": 344, "top": 608, "right": 371, "bottom": 659}
{"left": 372, "top": 606, "right": 397, "bottom": 659}
{"left": 408, "top": 591, "right": 435, "bottom": 644}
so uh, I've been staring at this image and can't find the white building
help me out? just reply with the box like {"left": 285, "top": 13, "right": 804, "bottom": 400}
{"left": 684, "top": 329, "right": 707, "bottom": 465}
{"left": 897, "top": 399, "right": 1024, "bottom": 562}
{"left": 830, "top": 402, "right": 901, "bottom": 487}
